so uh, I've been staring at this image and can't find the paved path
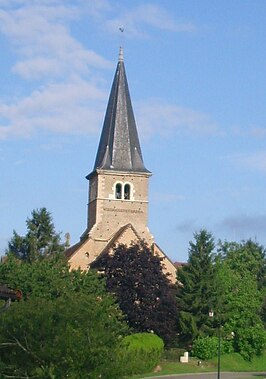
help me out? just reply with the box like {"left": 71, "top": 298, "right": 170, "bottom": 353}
{"left": 143, "top": 372, "right": 266, "bottom": 379}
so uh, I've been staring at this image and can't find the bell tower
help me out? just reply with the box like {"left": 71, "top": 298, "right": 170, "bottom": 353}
{"left": 85, "top": 47, "right": 152, "bottom": 243}
{"left": 66, "top": 48, "right": 176, "bottom": 281}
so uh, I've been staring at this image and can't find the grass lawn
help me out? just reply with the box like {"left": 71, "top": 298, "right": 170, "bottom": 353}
{"left": 129, "top": 351, "right": 266, "bottom": 378}
{"left": 209, "top": 351, "right": 266, "bottom": 371}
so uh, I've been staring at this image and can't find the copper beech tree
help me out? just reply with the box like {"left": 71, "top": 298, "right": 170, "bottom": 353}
{"left": 91, "top": 242, "right": 179, "bottom": 346}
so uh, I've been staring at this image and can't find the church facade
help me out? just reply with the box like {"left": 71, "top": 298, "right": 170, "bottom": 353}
{"left": 66, "top": 48, "right": 176, "bottom": 281}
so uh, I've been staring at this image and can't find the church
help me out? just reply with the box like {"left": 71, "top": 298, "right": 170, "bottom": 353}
{"left": 66, "top": 48, "right": 176, "bottom": 281}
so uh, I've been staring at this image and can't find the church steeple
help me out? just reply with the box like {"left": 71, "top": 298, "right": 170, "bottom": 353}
{"left": 90, "top": 48, "right": 149, "bottom": 175}
{"left": 66, "top": 48, "right": 177, "bottom": 283}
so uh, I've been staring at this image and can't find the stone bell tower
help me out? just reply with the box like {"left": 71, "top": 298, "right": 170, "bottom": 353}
{"left": 66, "top": 48, "right": 176, "bottom": 281}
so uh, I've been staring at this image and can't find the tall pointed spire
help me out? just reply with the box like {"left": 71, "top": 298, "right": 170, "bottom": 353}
{"left": 91, "top": 48, "right": 149, "bottom": 174}
{"left": 118, "top": 46, "right": 124, "bottom": 62}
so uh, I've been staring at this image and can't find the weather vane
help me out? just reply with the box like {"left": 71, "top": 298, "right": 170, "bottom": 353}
{"left": 119, "top": 27, "right": 125, "bottom": 50}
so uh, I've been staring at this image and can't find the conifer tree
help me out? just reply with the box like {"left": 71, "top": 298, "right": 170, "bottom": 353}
{"left": 7, "top": 208, "right": 65, "bottom": 262}
{"left": 177, "top": 229, "right": 216, "bottom": 345}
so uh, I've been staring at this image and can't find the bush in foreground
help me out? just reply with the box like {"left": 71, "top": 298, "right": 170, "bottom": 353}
{"left": 192, "top": 336, "right": 233, "bottom": 360}
{"left": 121, "top": 332, "right": 164, "bottom": 375}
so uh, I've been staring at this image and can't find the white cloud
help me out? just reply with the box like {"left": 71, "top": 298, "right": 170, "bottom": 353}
{"left": 137, "top": 4, "right": 195, "bottom": 32}
{"left": 12, "top": 58, "right": 63, "bottom": 80}
{"left": 0, "top": 1, "right": 198, "bottom": 140}
{"left": 0, "top": 3, "right": 112, "bottom": 80}
{"left": 229, "top": 151, "right": 266, "bottom": 173}
{"left": 0, "top": 1, "right": 113, "bottom": 139}
{"left": 136, "top": 99, "right": 220, "bottom": 137}
{"left": 11, "top": 48, "right": 112, "bottom": 80}
{"left": 105, "top": 3, "right": 196, "bottom": 38}
{"left": 0, "top": 78, "right": 107, "bottom": 139}
{"left": 82, "top": 0, "right": 112, "bottom": 17}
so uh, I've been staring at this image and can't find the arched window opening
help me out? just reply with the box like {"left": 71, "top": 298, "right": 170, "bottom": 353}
{"left": 124, "top": 184, "right": 131, "bottom": 200}
{"left": 115, "top": 183, "right": 122, "bottom": 199}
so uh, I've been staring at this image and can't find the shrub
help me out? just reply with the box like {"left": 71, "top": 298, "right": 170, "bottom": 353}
{"left": 121, "top": 332, "right": 164, "bottom": 375}
{"left": 192, "top": 336, "right": 218, "bottom": 360}
{"left": 192, "top": 336, "right": 233, "bottom": 360}
{"left": 234, "top": 325, "right": 266, "bottom": 360}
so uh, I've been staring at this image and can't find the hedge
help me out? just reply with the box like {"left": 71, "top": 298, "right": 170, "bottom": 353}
{"left": 120, "top": 332, "right": 164, "bottom": 375}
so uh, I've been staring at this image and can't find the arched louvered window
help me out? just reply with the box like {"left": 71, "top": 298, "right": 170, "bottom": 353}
{"left": 124, "top": 184, "right": 131, "bottom": 200}
{"left": 115, "top": 183, "right": 122, "bottom": 199}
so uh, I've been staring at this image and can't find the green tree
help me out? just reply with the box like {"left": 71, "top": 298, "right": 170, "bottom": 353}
{"left": 91, "top": 242, "right": 179, "bottom": 346}
{"left": 218, "top": 239, "right": 266, "bottom": 289}
{"left": 0, "top": 257, "right": 129, "bottom": 378}
{"left": 0, "top": 293, "right": 127, "bottom": 378}
{"left": 216, "top": 240, "right": 266, "bottom": 359}
{"left": 0, "top": 254, "right": 106, "bottom": 301}
{"left": 6, "top": 208, "right": 65, "bottom": 262}
{"left": 177, "top": 230, "right": 216, "bottom": 345}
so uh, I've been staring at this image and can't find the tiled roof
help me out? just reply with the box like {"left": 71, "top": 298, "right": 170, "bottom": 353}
{"left": 174, "top": 261, "right": 187, "bottom": 268}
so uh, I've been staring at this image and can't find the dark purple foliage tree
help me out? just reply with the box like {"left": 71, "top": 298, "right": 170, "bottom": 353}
{"left": 91, "top": 241, "right": 179, "bottom": 346}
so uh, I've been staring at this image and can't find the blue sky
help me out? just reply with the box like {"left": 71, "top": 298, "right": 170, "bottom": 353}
{"left": 1, "top": 0, "right": 266, "bottom": 262}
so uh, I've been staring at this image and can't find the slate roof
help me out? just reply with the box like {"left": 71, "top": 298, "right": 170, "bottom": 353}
{"left": 90, "top": 48, "right": 150, "bottom": 176}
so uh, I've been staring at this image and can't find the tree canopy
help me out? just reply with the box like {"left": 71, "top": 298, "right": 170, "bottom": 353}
{"left": 215, "top": 240, "right": 266, "bottom": 359}
{"left": 176, "top": 230, "right": 266, "bottom": 359}
{"left": 2, "top": 207, "right": 266, "bottom": 363}
{"left": 91, "top": 241, "right": 179, "bottom": 346}
{"left": 0, "top": 256, "right": 128, "bottom": 378}
{"left": 6, "top": 208, "right": 65, "bottom": 262}
{"left": 176, "top": 230, "right": 216, "bottom": 345}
